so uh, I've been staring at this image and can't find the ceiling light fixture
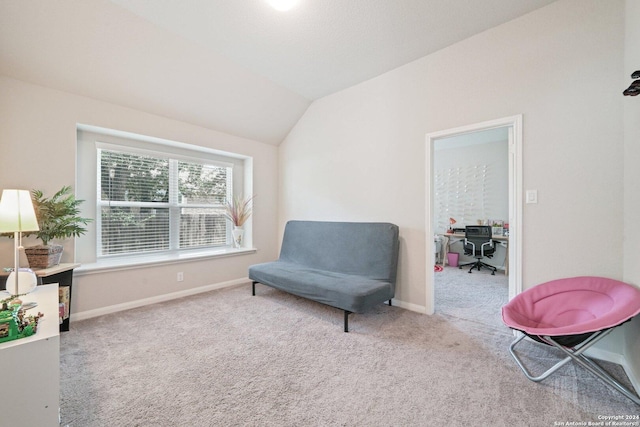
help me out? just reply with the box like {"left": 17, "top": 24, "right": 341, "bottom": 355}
{"left": 266, "top": 0, "right": 298, "bottom": 12}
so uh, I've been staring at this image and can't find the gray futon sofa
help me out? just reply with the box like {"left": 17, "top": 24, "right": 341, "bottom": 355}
{"left": 249, "top": 220, "right": 400, "bottom": 332}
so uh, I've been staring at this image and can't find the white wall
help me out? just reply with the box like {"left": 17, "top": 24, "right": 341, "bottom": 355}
{"left": 622, "top": 0, "right": 640, "bottom": 391}
{"left": 0, "top": 76, "right": 280, "bottom": 315}
{"left": 623, "top": 2, "right": 640, "bottom": 285}
{"left": 433, "top": 139, "right": 509, "bottom": 233}
{"left": 280, "top": 0, "right": 625, "bottom": 310}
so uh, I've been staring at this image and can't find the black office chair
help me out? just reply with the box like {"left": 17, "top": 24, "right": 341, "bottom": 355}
{"left": 459, "top": 225, "right": 497, "bottom": 275}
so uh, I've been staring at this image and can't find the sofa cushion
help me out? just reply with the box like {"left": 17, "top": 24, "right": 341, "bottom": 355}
{"left": 249, "top": 261, "right": 393, "bottom": 313}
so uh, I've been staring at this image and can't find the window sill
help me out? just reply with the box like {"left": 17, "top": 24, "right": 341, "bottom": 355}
{"left": 75, "top": 247, "right": 257, "bottom": 276}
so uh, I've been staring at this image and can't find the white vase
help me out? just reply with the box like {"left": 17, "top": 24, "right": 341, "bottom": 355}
{"left": 232, "top": 226, "right": 244, "bottom": 248}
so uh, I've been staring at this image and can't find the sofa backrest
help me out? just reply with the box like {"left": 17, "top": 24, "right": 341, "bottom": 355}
{"left": 279, "top": 220, "right": 400, "bottom": 286}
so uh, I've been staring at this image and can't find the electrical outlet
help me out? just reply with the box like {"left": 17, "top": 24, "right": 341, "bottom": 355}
{"left": 177, "top": 272, "right": 184, "bottom": 282}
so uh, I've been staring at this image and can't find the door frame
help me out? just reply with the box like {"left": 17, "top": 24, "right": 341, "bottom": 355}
{"left": 425, "top": 115, "right": 523, "bottom": 314}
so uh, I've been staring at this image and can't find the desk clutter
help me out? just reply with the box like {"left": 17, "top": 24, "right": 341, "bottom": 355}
{"left": 447, "top": 220, "right": 508, "bottom": 237}
{"left": 436, "top": 223, "right": 510, "bottom": 275}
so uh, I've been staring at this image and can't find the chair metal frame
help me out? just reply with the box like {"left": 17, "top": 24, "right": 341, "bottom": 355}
{"left": 508, "top": 329, "right": 640, "bottom": 405}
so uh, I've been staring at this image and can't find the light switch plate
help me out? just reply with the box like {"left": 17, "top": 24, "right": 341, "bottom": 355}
{"left": 526, "top": 190, "right": 538, "bottom": 204}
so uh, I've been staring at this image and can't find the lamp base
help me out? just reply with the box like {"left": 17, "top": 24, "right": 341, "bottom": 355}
{"left": 6, "top": 268, "right": 38, "bottom": 295}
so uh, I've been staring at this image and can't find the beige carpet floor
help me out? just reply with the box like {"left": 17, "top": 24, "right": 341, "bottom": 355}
{"left": 60, "top": 267, "right": 639, "bottom": 426}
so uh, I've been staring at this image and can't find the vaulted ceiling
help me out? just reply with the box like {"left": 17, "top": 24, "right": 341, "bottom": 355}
{"left": 0, "top": 0, "right": 556, "bottom": 145}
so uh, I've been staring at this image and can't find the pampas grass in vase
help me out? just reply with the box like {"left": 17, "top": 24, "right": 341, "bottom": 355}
{"left": 224, "top": 195, "right": 254, "bottom": 248}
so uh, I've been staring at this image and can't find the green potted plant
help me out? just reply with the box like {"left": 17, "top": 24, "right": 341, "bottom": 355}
{"left": 224, "top": 195, "right": 254, "bottom": 248}
{"left": 23, "top": 186, "right": 92, "bottom": 269}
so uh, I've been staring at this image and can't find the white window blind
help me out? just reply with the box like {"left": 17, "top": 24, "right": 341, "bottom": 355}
{"left": 98, "top": 148, "right": 232, "bottom": 257}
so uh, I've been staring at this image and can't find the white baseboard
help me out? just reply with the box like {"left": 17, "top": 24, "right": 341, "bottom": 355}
{"left": 585, "top": 346, "right": 640, "bottom": 395}
{"left": 585, "top": 346, "right": 626, "bottom": 366}
{"left": 391, "top": 298, "right": 428, "bottom": 314}
{"left": 73, "top": 281, "right": 428, "bottom": 323}
{"left": 624, "top": 359, "right": 640, "bottom": 396}
{"left": 72, "top": 278, "right": 248, "bottom": 322}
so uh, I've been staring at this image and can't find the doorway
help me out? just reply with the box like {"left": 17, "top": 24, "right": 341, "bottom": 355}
{"left": 425, "top": 115, "right": 522, "bottom": 315}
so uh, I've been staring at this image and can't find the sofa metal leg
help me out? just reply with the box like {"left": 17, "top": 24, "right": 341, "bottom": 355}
{"left": 252, "top": 281, "right": 257, "bottom": 296}
{"left": 344, "top": 311, "right": 351, "bottom": 333}
{"left": 388, "top": 300, "right": 392, "bottom": 306}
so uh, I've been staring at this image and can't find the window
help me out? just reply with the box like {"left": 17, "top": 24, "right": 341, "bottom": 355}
{"left": 76, "top": 125, "right": 252, "bottom": 267}
{"left": 99, "top": 148, "right": 231, "bottom": 256}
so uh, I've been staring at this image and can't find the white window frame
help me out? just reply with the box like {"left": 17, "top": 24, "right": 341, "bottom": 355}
{"left": 96, "top": 143, "right": 234, "bottom": 257}
{"left": 76, "top": 125, "right": 254, "bottom": 271}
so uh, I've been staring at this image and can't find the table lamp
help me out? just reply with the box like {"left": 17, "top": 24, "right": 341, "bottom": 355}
{"left": 0, "top": 189, "right": 40, "bottom": 296}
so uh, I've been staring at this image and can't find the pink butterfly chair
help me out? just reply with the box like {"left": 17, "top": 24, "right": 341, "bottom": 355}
{"left": 502, "top": 276, "right": 640, "bottom": 405}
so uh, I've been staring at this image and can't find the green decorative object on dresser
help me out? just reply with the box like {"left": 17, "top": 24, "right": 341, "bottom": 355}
{"left": 0, "top": 295, "right": 43, "bottom": 343}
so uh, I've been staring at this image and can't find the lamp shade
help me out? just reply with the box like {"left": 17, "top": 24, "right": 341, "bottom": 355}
{"left": 0, "top": 189, "right": 39, "bottom": 233}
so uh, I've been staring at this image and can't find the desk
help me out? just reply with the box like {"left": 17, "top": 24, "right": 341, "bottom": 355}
{"left": 438, "top": 233, "right": 509, "bottom": 275}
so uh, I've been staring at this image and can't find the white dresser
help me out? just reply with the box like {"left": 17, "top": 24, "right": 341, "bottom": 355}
{"left": 0, "top": 284, "right": 60, "bottom": 426}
